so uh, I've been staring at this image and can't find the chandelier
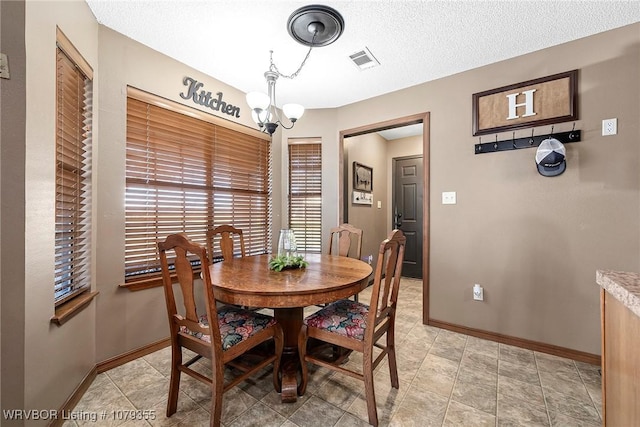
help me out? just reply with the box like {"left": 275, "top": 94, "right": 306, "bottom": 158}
{"left": 246, "top": 5, "right": 344, "bottom": 136}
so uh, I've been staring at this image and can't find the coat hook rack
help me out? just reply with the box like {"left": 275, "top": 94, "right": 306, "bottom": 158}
{"left": 474, "top": 127, "right": 580, "bottom": 155}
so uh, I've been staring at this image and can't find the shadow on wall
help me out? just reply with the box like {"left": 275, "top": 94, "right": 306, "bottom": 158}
{"left": 490, "top": 214, "right": 583, "bottom": 348}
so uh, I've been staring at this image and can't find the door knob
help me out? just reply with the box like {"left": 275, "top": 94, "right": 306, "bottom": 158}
{"left": 394, "top": 212, "right": 402, "bottom": 228}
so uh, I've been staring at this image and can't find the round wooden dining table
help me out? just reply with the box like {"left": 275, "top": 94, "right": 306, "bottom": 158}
{"left": 208, "top": 253, "right": 373, "bottom": 402}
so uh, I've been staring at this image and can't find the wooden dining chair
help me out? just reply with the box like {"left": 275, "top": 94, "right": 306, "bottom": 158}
{"left": 207, "top": 224, "right": 263, "bottom": 311}
{"left": 329, "top": 223, "right": 363, "bottom": 259}
{"left": 329, "top": 223, "right": 364, "bottom": 302}
{"left": 158, "top": 233, "right": 283, "bottom": 427}
{"left": 206, "top": 224, "right": 246, "bottom": 264}
{"left": 298, "top": 229, "right": 406, "bottom": 427}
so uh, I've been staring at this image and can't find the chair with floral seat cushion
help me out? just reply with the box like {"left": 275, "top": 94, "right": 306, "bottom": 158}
{"left": 158, "top": 233, "right": 283, "bottom": 427}
{"left": 298, "top": 229, "right": 406, "bottom": 427}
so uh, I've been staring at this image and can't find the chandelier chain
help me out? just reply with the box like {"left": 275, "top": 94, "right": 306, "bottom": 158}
{"left": 269, "top": 32, "right": 318, "bottom": 79}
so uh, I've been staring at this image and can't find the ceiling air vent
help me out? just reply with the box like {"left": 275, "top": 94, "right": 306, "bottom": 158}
{"left": 349, "top": 47, "right": 380, "bottom": 70}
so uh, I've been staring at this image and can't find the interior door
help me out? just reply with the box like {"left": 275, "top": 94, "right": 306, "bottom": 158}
{"left": 393, "top": 155, "right": 423, "bottom": 278}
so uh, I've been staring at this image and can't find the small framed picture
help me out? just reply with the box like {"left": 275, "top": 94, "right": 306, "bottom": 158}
{"left": 353, "top": 162, "right": 373, "bottom": 192}
{"left": 352, "top": 191, "right": 373, "bottom": 205}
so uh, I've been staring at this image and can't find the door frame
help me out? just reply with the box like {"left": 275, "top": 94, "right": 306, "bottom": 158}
{"left": 339, "top": 112, "right": 431, "bottom": 324}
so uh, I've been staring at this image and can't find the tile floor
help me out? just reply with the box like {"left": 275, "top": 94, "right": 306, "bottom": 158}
{"left": 66, "top": 278, "right": 602, "bottom": 426}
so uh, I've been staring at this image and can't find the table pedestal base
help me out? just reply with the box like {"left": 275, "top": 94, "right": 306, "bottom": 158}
{"left": 274, "top": 307, "right": 303, "bottom": 403}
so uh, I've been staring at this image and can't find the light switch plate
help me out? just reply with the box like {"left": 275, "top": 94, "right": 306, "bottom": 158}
{"left": 602, "top": 118, "right": 617, "bottom": 136}
{"left": 442, "top": 191, "right": 456, "bottom": 205}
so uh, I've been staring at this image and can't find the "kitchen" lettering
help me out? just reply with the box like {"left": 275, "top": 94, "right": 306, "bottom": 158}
{"left": 180, "top": 77, "right": 241, "bottom": 118}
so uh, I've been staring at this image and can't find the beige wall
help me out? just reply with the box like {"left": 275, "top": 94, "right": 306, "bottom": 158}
{"left": 332, "top": 24, "right": 640, "bottom": 354}
{"left": 20, "top": 0, "right": 99, "bottom": 416}
{"left": 1, "top": 0, "right": 27, "bottom": 415}
{"left": 6, "top": 1, "right": 639, "bottom": 414}
{"left": 345, "top": 133, "right": 392, "bottom": 262}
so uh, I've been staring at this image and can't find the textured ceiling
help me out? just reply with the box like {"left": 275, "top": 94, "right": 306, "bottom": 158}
{"left": 86, "top": 0, "right": 640, "bottom": 110}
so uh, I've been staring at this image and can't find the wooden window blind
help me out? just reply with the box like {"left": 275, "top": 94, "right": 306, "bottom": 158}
{"left": 125, "top": 94, "right": 271, "bottom": 284}
{"left": 288, "top": 141, "right": 322, "bottom": 253}
{"left": 55, "top": 46, "right": 93, "bottom": 305}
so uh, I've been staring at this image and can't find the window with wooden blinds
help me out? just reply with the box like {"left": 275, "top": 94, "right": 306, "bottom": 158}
{"left": 55, "top": 46, "right": 93, "bottom": 305}
{"left": 125, "top": 93, "right": 271, "bottom": 285}
{"left": 288, "top": 141, "right": 322, "bottom": 253}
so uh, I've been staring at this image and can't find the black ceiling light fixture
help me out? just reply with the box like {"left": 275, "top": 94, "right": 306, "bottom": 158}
{"left": 287, "top": 4, "right": 345, "bottom": 47}
{"left": 246, "top": 5, "right": 345, "bottom": 136}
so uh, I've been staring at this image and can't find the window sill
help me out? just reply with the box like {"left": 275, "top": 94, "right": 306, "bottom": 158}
{"left": 119, "top": 270, "right": 201, "bottom": 292}
{"left": 51, "top": 291, "right": 99, "bottom": 326}
{"left": 119, "top": 278, "right": 163, "bottom": 292}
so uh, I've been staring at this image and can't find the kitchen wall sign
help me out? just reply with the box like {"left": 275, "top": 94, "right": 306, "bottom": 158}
{"left": 180, "top": 76, "right": 241, "bottom": 118}
{"left": 472, "top": 70, "right": 578, "bottom": 136}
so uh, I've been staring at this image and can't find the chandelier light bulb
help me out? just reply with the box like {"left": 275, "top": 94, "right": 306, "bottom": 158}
{"left": 282, "top": 104, "right": 305, "bottom": 121}
{"left": 246, "top": 91, "right": 270, "bottom": 111}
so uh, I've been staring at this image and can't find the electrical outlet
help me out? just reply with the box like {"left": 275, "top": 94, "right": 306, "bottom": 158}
{"left": 473, "top": 284, "right": 484, "bottom": 301}
{"left": 0, "top": 53, "right": 10, "bottom": 79}
{"left": 602, "top": 118, "right": 617, "bottom": 136}
{"left": 442, "top": 191, "right": 456, "bottom": 205}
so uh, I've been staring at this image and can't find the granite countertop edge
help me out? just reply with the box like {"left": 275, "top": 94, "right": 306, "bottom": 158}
{"left": 596, "top": 269, "right": 640, "bottom": 318}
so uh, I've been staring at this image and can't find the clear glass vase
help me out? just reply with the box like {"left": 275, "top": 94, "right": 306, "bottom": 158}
{"left": 277, "top": 229, "right": 297, "bottom": 259}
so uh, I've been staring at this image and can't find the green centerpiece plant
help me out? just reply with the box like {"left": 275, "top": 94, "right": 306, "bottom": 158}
{"left": 268, "top": 254, "right": 309, "bottom": 272}
{"left": 271, "top": 229, "right": 308, "bottom": 271}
